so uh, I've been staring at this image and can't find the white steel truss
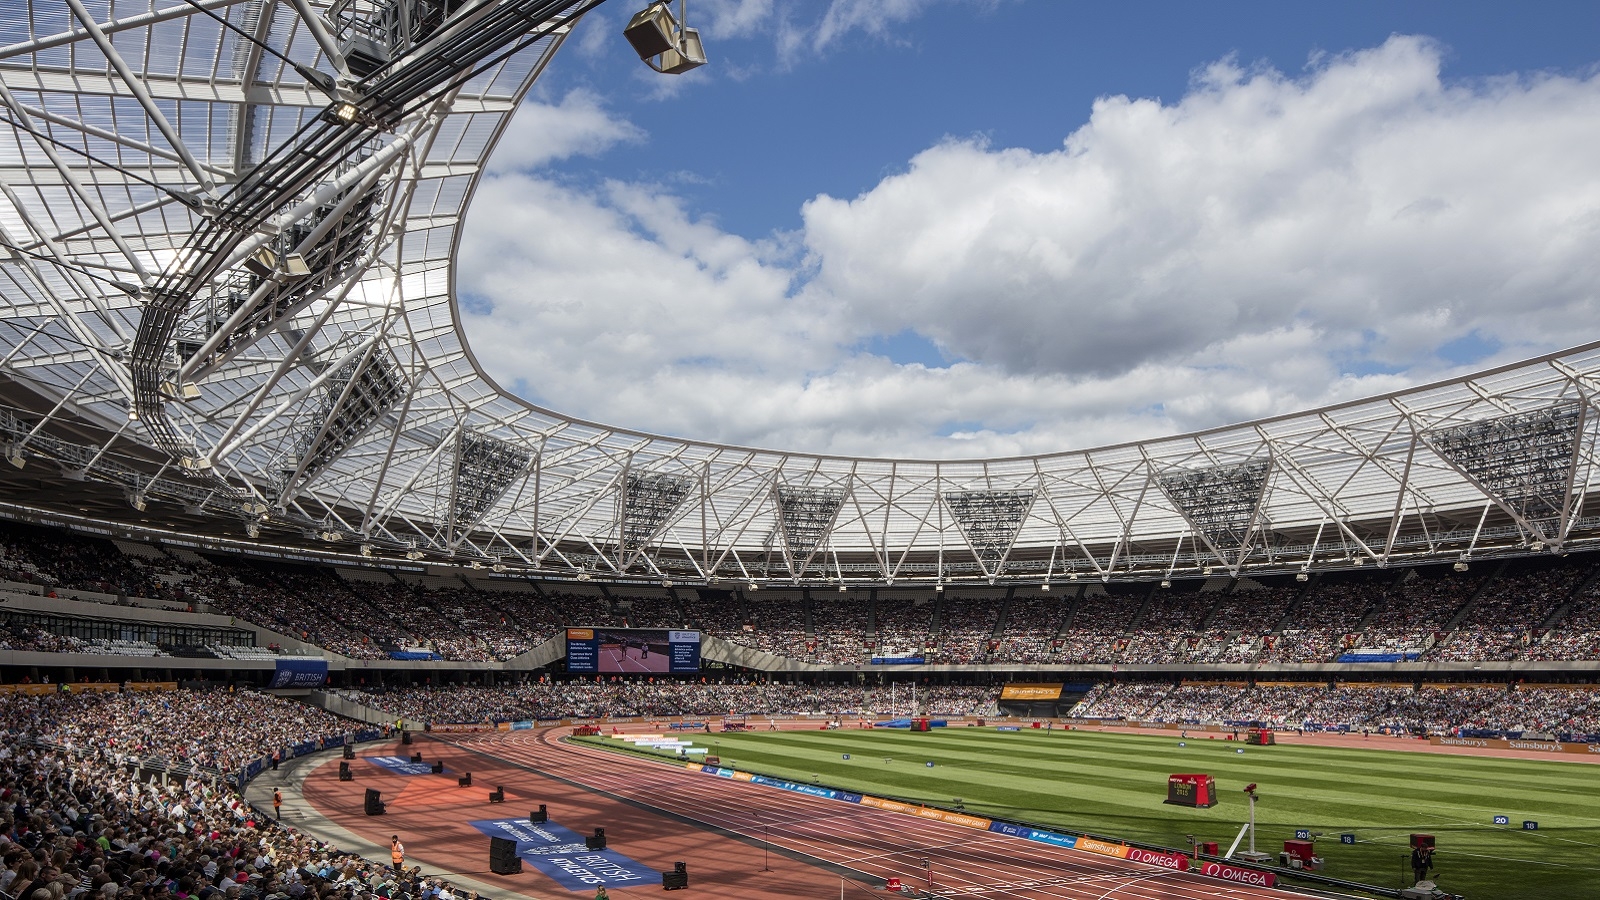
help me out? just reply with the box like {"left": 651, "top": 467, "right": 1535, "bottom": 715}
{"left": 3, "top": 1, "right": 1600, "bottom": 587}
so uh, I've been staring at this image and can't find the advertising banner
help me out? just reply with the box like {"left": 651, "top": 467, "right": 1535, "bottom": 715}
{"left": 1076, "top": 837, "right": 1130, "bottom": 859}
{"left": 999, "top": 683, "right": 1064, "bottom": 701}
{"left": 1198, "top": 861, "right": 1276, "bottom": 887}
{"left": 365, "top": 756, "right": 439, "bottom": 776}
{"left": 1124, "top": 847, "right": 1189, "bottom": 871}
{"left": 269, "top": 657, "right": 328, "bottom": 688}
{"left": 469, "top": 817, "right": 658, "bottom": 891}
{"left": 1430, "top": 735, "right": 1600, "bottom": 755}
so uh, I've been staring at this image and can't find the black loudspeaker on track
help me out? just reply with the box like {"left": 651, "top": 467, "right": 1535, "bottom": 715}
{"left": 489, "top": 837, "right": 522, "bottom": 875}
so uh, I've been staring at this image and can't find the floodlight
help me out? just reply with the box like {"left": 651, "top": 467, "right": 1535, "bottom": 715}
{"left": 1040, "top": 583, "right": 1050, "bottom": 592}
{"left": 1453, "top": 561, "right": 1469, "bottom": 572}
{"left": 624, "top": 1, "right": 706, "bottom": 75}
{"left": 1160, "top": 579, "right": 1171, "bottom": 589}
{"left": 623, "top": 3, "right": 676, "bottom": 59}
{"left": 405, "top": 549, "right": 424, "bottom": 560}
{"left": 245, "top": 522, "right": 259, "bottom": 539}
{"left": 1295, "top": 571, "right": 1309, "bottom": 582}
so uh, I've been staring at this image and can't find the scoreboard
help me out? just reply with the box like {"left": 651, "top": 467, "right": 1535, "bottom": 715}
{"left": 567, "top": 627, "right": 701, "bottom": 674}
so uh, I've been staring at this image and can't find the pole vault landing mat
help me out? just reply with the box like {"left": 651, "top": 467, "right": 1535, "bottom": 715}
{"left": 470, "top": 817, "right": 659, "bottom": 891}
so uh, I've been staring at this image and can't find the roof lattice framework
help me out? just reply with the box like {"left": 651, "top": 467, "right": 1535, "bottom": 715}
{"left": 3, "top": 0, "right": 1600, "bottom": 586}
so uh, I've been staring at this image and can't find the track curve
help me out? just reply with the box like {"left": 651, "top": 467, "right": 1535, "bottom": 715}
{"left": 435, "top": 727, "right": 1304, "bottom": 900}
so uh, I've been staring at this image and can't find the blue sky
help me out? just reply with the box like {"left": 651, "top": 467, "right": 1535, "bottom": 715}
{"left": 456, "top": 1, "right": 1600, "bottom": 456}
{"left": 546, "top": 1, "right": 1600, "bottom": 242}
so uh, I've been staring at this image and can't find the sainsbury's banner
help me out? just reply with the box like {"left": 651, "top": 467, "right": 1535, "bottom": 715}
{"left": 1075, "top": 837, "right": 1130, "bottom": 859}
{"left": 999, "top": 683, "right": 1064, "bottom": 701}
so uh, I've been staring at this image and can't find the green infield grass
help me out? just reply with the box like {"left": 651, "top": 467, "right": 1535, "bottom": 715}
{"left": 578, "top": 726, "right": 1600, "bottom": 899}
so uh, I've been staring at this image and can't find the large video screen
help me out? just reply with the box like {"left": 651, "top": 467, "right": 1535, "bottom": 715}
{"left": 566, "top": 628, "right": 701, "bottom": 674}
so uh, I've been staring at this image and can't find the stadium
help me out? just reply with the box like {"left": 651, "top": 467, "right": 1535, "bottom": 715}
{"left": 0, "top": 2, "right": 1595, "bottom": 900}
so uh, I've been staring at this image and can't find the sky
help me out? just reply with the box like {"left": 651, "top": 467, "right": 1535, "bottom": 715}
{"left": 455, "top": 0, "right": 1600, "bottom": 459}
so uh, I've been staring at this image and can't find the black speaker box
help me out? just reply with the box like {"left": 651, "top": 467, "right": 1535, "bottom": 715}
{"left": 430, "top": 762, "right": 444, "bottom": 774}
{"left": 458, "top": 772, "right": 472, "bottom": 787}
{"left": 338, "top": 761, "right": 353, "bottom": 782}
{"left": 363, "top": 789, "right": 385, "bottom": 816}
{"left": 662, "top": 872, "right": 688, "bottom": 890}
{"left": 489, "top": 837, "right": 521, "bottom": 875}
{"left": 410, "top": 753, "right": 423, "bottom": 763}
{"left": 530, "top": 804, "right": 547, "bottom": 824}
{"left": 584, "top": 828, "right": 607, "bottom": 851}
{"left": 488, "top": 790, "right": 504, "bottom": 803}
{"left": 401, "top": 731, "right": 412, "bottom": 745}
{"left": 342, "top": 745, "right": 355, "bottom": 760}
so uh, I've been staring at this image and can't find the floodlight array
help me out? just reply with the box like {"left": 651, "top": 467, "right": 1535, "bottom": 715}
{"left": 775, "top": 484, "right": 847, "bottom": 575}
{"left": 943, "top": 489, "right": 1035, "bottom": 571}
{"left": 1157, "top": 459, "right": 1270, "bottom": 559}
{"left": 452, "top": 431, "right": 532, "bottom": 528}
{"left": 280, "top": 349, "right": 407, "bottom": 500}
{"left": 177, "top": 180, "right": 381, "bottom": 377}
{"left": 1424, "top": 400, "right": 1585, "bottom": 543}
{"left": 619, "top": 471, "right": 694, "bottom": 558}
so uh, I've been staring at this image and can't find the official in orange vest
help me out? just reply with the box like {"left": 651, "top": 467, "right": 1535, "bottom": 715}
{"left": 390, "top": 836, "right": 405, "bottom": 872}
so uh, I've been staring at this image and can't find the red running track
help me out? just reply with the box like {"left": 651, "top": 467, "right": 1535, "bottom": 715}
{"left": 438, "top": 728, "right": 1304, "bottom": 900}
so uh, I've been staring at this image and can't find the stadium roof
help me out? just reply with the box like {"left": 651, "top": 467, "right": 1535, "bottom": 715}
{"left": 3, "top": 0, "right": 1600, "bottom": 588}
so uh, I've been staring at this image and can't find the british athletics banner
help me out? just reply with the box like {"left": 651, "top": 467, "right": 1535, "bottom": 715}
{"left": 269, "top": 657, "right": 327, "bottom": 688}
{"left": 469, "top": 817, "right": 657, "bottom": 891}
{"left": 365, "top": 756, "right": 437, "bottom": 776}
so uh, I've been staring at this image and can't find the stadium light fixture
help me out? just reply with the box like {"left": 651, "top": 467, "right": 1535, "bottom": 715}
{"left": 1160, "top": 579, "right": 1171, "bottom": 589}
{"left": 1295, "top": 571, "right": 1309, "bottom": 582}
{"left": 934, "top": 583, "right": 943, "bottom": 592}
{"left": 1040, "top": 582, "right": 1050, "bottom": 592}
{"left": 624, "top": 1, "right": 706, "bottom": 75}
{"left": 245, "top": 522, "right": 259, "bottom": 539}
{"left": 838, "top": 584, "right": 848, "bottom": 592}
{"left": 1453, "top": 560, "right": 1469, "bottom": 572}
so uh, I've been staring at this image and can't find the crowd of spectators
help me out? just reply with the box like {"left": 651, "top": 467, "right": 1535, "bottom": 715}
{"left": 7, "top": 520, "right": 1600, "bottom": 666}
{"left": 1067, "top": 681, "right": 1600, "bottom": 738}
{"left": 3, "top": 691, "right": 350, "bottom": 776}
{"left": 338, "top": 680, "right": 1000, "bottom": 724}
{"left": 0, "top": 689, "right": 483, "bottom": 900}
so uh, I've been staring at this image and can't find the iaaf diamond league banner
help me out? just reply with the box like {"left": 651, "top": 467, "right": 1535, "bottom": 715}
{"left": 469, "top": 817, "right": 659, "bottom": 891}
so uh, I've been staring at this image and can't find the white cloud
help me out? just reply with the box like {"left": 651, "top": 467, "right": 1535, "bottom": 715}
{"left": 485, "top": 90, "right": 644, "bottom": 174}
{"left": 460, "top": 35, "right": 1600, "bottom": 458}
